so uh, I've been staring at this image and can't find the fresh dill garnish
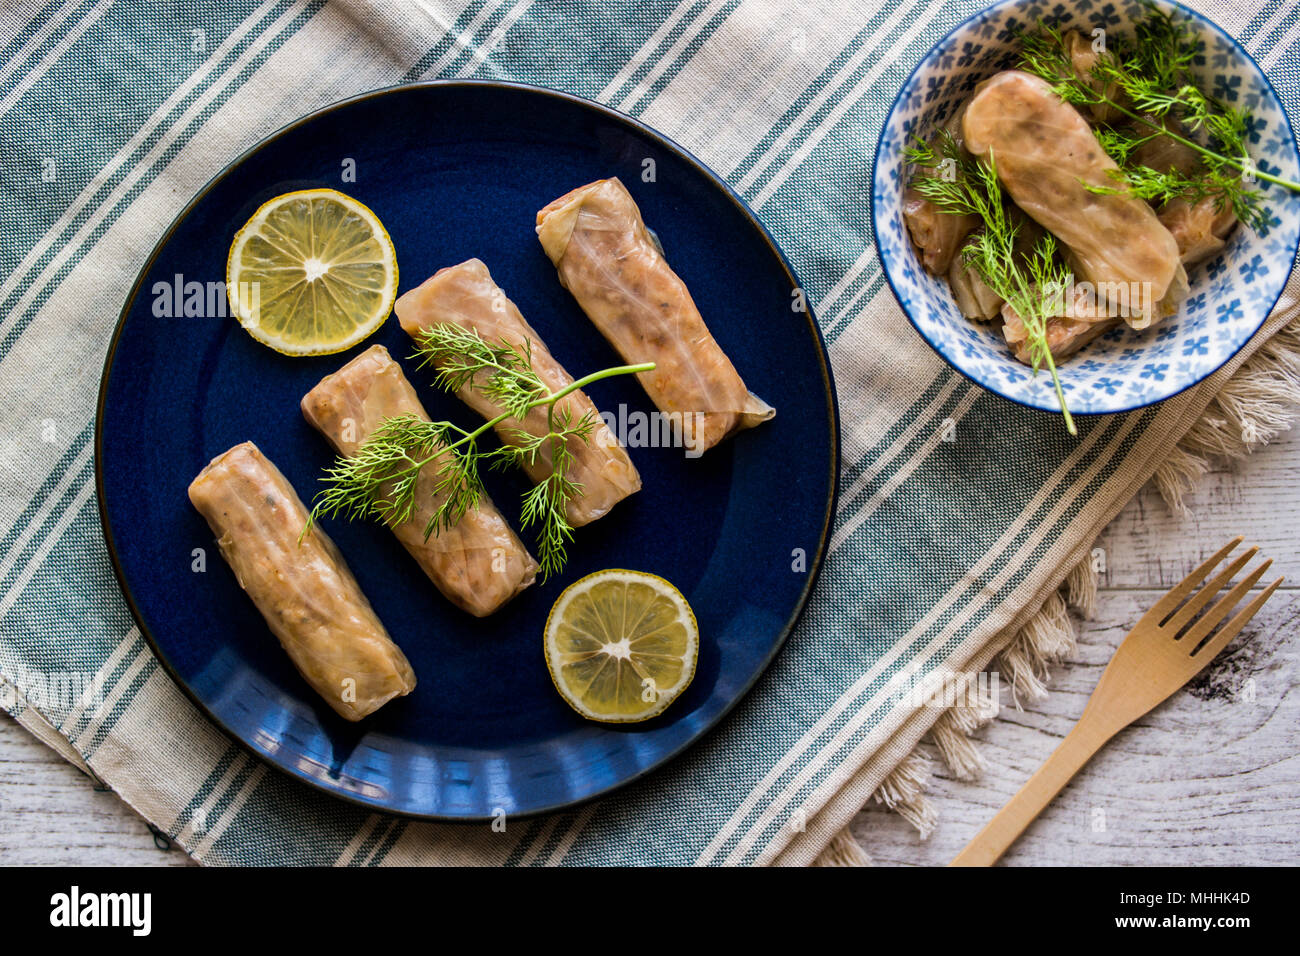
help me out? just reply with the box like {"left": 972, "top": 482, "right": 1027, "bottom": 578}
{"left": 307, "top": 324, "right": 653, "bottom": 580}
{"left": 906, "top": 132, "right": 1078, "bottom": 435}
{"left": 411, "top": 323, "right": 545, "bottom": 419}
{"left": 1017, "top": 4, "right": 1296, "bottom": 230}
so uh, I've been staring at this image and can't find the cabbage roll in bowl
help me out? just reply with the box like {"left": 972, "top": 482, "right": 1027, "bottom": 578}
{"left": 962, "top": 70, "right": 1189, "bottom": 331}
{"left": 874, "top": 0, "right": 1300, "bottom": 418}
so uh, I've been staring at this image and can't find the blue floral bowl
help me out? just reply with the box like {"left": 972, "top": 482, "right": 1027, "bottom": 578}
{"left": 873, "top": 0, "right": 1300, "bottom": 416}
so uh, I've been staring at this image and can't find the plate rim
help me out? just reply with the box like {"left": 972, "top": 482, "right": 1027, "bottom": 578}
{"left": 94, "top": 78, "right": 841, "bottom": 822}
{"left": 870, "top": 0, "right": 1300, "bottom": 418}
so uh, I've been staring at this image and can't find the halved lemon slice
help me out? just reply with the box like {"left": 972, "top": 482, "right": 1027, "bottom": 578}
{"left": 544, "top": 569, "right": 699, "bottom": 723}
{"left": 226, "top": 189, "right": 398, "bottom": 356}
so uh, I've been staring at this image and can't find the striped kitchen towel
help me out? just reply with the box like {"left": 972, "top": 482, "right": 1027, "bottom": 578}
{"left": 1, "top": 0, "right": 1297, "bottom": 866}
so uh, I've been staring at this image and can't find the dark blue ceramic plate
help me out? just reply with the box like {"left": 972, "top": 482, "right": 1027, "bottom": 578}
{"left": 97, "top": 81, "right": 838, "bottom": 819}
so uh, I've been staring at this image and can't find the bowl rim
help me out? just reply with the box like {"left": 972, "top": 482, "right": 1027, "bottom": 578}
{"left": 871, "top": 0, "right": 1300, "bottom": 418}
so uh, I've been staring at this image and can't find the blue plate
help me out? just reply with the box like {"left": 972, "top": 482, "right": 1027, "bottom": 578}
{"left": 95, "top": 81, "right": 838, "bottom": 819}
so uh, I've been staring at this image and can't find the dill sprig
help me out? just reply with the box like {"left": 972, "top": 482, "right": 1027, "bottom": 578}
{"left": 1018, "top": 6, "right": 1297, "bottom": 229}
{"left": 411, "top": 323, "right": 546, "bottom": 419}
{"left": 310, "top": 415, "right": 484, "bottom": 538}
{"left": 906, "top": 133, "right": 1078, "bottom": 435}
{"left": 307, "top": 324, "right": 653, "bottom": 580}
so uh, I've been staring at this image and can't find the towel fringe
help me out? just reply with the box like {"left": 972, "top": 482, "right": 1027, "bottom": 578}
{"left": 1063, "top": 552, "right": 1099, "bottom": 621}
{"left": 1154, "top": 316, "right": 1300, "bottom": 515}
{"left": 836, "top": 314, "right": 1300, "bottom": 861}
{"left": 867, "top": 749, "right": 938, "bottom": 839}
{"left": 997, "top": 591, "right": 1079, "bottom": 708}
{"left": 928, "top": 679, "right": 1000, "bottom": 781}
{"left": 811, "top": 829, "right": 874, "bottom": 867}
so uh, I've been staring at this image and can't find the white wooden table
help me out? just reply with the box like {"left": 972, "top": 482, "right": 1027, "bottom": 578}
{"left": 3, "top": 431, "right": 1297, "bottom": 866}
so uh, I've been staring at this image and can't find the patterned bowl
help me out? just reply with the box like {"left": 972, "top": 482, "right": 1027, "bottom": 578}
{"left": 873, "top": 0, "right": 1300, "bottom": 416}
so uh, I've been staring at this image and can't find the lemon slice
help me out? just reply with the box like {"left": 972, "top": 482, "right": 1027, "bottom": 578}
{"left": 226, "top": 189, "right": 398, "bottom": 356}
{"left": 544, "top": 569, "right": 699, "bottom": 723}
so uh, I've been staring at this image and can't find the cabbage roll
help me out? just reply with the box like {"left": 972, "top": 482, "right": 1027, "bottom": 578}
{"left": 395, "top": 259, "right": 640, "bottom": 528}
{"left": 1159, "top": 196, "right": 1237, "bottom": 265}
{"left": 905, "top": 102, "right": 979, "bottom": 275}
{"left": 1000, "top": 284, "right": 1120, "bottom": 364}
{"left": 302, "top": 345, "right": 537, "bottom": 617}
{"left": 1063, "top": 30, "right": 1123, "bottom": 123}
{"left": 535, "top": 177, "right": 774, "bottom": 453}
{"left": 949, "top": 249, "right": 1004, "bottom": 320}
{"left": 187, "top": 442, "right": 415, "bottom": 721}
{"left": 904, "top": 186, "right": 977, "bottom": 276}
{"left": 1130, "top": 115, "right": 1201, "bottom": 176}
{"left": 963, "top": 70, "right": 1186, "bottom": 329}
{"left": 1126, "top": 115, "right": 1239, "bottom": 264}
{"left": 949, "top": 213, "right": 1047, "bottom": 321}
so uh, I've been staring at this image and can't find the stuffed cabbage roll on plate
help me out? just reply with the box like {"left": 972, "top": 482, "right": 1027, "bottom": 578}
{"left": 302, "top": 345, "right": 538, "bottom": 617}
{"left": 187, "top": 441, "right": 415, "bottom": 721}
{"left": 395, "top": 258, "right": 640, "bottom": 528}
{"left": 535, "top": 177, "right": 774, "bottom": 453}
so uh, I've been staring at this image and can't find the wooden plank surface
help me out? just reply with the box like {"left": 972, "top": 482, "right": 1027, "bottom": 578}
{"left": 856, "top": 428, "right": 1300, "bottom": 866}
{"left": 2, "top": 430, "right": 1296, "bottom": 866}
{"left": 0, "top": 716, "right": 195, "bottom": 866}
{"left": 854, "top": 588, "right": 1300, "bottom": 865}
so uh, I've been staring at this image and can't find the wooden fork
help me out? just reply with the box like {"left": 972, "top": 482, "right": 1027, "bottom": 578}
{"left": 951, "top": 537, "right": 1283, "bottom": 867}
